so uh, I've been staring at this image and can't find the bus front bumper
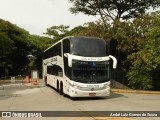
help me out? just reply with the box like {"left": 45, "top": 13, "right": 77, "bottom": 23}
{"left": 68, "top": 87, "right": 110, "bottom": 97}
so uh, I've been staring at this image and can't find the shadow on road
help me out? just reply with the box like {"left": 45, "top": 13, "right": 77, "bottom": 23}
{"left": 47, "top": 84, "right": 124, "bottom": 101}
{"left": 107, "top": 92, "right": 124, "bottom": 99}
{"left": 68, "top": 92, "right": 124, "bottom": 101}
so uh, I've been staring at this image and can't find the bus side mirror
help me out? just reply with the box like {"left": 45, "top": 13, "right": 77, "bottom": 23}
{"left": 109, "top": 55, "right": 117, "bottom": 69}
{"left": 64, "top": 53, "right": 68, "bottom": 57}
{"left": 64, "top": 53, "right": 72, "bottom": 67}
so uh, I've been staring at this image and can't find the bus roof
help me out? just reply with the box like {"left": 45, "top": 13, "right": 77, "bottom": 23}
{"left": 43, "top": 36, "right": 104, "bottom": 53}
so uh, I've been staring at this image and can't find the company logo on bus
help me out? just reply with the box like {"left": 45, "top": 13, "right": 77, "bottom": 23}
{"left": 81, "top": 57, "right": 103, "bottom": 61}
{"left": 91, "top": 88, "right": 94, "bottom": 91}
{"left": 87, "top": 85, "right": 99, "bottom": 87}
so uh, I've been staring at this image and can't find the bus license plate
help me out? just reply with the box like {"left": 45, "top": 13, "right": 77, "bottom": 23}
{"left": 89, "top": 93, "right": 96, "bottom": 96}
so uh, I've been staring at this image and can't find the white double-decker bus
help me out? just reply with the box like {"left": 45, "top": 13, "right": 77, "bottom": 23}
{"left": 43, "top": 36, "right": 117, "bottom": 97}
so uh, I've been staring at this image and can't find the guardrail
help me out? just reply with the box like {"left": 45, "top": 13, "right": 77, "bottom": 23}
{"left": 0, "top": 76, "right": 25, "bottom": 86}
{"left": 0, "top": 76, "right": 25, "bottom": 80}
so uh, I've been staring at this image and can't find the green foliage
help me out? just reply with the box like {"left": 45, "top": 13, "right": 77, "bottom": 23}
{"left": 44, "top": 25, "right": 69, "bottom": 38}
{"left": 127, "top": 11, "right": 160, "bottom": 90}
{"left": 65, "top": 25, "right": 85, "bottom": 36}
{"left": 79, "top": 22, "right": 108, "bottom": 38}
{"left": 26, "top": 35, "right": 53, "bottom": 51}
{"left": 0, "top": 32, "right": 14, "bottom": 57}
{"left": 26, "top": 34, "right": 54, "bottom": 76}
{"left": 0, "top": 19, "right": 29, "bottom": 76}
{"left": 0, "top": 19, "right": 53, "bottom": 77}
{"left": 69, "top": 0, "right": 160, "bottom": 21}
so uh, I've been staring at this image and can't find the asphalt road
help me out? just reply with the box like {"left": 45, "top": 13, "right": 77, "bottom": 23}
{"left": 0, "top": 80, "right": 160, "bottom": 120}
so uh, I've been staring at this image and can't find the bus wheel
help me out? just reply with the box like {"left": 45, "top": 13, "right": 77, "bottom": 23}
{"left": 60, "top": 82, "right": 63, "bottom": 95}
{"left": 57, "top": 81, "right": 59, "bottom": 93}
{"left": 45, "top": 77, "right": 48, "bottom": 86}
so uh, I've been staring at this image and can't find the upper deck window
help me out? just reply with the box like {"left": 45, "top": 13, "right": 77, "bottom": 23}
{"left": 70, "top": 37, "right": 107, "bottom": 57}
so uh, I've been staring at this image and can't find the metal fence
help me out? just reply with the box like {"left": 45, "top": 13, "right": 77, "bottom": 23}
{"left": 111, "top": 69, "right": 129, "bottom": 89}
{"left": 0, "top": 76, "right": 25, "bottom": 86}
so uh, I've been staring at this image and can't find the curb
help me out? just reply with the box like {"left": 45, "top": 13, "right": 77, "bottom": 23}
{"left": 111, "top": 89, "right": 160, "bottom": 95}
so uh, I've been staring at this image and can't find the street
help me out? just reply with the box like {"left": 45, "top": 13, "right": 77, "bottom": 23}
{"left": 0, "top": 80, "right": 160, "bottom": 120}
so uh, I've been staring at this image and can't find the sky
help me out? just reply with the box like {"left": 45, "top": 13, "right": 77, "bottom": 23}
{"left": 0, "top": 0, "right": 99, "bottom": 36}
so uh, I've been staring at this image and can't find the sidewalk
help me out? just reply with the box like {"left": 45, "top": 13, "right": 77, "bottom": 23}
{"left": 112, "top": 89, "right": 160, "bottom": 95}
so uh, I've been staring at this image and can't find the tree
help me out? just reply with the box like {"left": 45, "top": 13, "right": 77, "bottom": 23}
{"left": 0, "top": 19, "right": 55, "bottom": 77}
{"left": 80, "top": 22, "right": 107, "bottom": 38}
{"left": 127, "top": 11, "right": 160, "bottom": 90}
{"left": 26, "top": 35, "right": 54, "bottom": 77}
{"left": 0, "top": 33, "right": 14, "bottom": 58}
{"left": 0, "top": 32, "right": 14, "bottom": 77}
{"left": 69, "top": 0, "right": 160, "bottom": 27}
{"left": 65, "top": 25, "right": 85, "bottom": 36}
{"left": 0, "top": 19, "right": 30, "bottom": 77}
{"left": 44, "top": 25, "right": 69, "bottom": 38}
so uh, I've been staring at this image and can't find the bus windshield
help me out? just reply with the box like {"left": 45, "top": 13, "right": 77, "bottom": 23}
{"left": 71, "top": 60, "right": 109, "bottom": 83}
{"left": 70, "top": 37, "right": 107, "bottom": 57}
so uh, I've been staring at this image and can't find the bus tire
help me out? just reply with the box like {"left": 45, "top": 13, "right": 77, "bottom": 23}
{"left": 63, "top": 92, "right": 67, "bottom": 97}
{"left": 59, "top": 82, "right": 63, "bottom": 95}
{"left": 45, "top": 77, "right": 48, "bottom": 86}
{"left": 57, "top": 81, "right": 59, "bottom": 93}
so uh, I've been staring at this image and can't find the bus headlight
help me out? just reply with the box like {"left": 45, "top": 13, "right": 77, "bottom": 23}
{"left": 69, "top": 82, "right": 75, "bottom": 87}
{"left": 69, "top": 82, "right": 77, "bottom": 88}
{"left": 69, "top": 82, "right": 81, "bottom": 89}
{"left": 103, "top": 81, "right": 110, "bottom": 89}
